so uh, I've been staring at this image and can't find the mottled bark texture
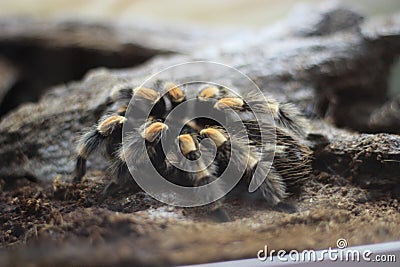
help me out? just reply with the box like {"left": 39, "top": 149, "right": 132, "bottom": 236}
{"left": 1, "top": 3, "right": 399, "bottom": 184}
{"left": 1, "top": 3, "right": 400, "bottom": 266}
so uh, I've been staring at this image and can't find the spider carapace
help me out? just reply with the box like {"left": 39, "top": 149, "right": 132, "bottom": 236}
{"left": 72, "top": 81, "right": 312, "bottom": 222}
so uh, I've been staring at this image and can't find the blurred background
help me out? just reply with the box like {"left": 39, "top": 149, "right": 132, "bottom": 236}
{"left": 1, "top": 0, "right": 399, "bottom": 28}
{"left": 0, "top": 0, "right": 399, "bottom": 118}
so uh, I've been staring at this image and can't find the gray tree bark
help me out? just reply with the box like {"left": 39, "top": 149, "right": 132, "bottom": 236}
{"left": 1, "top": 3, "right": 400, "bottom": 267}
{"left": 1, "top": 3, "right": 399, "bottom": 185}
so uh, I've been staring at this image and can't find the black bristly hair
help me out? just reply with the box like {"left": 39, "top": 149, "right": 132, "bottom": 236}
{"left": 214, "top": 93, "right": 310, "bottom": 137}
{"left": 72, "top": 114, "right": 126, "bottom": 183}
{"left": 72, "top": 80, "right": 314, "bottom": 222}
{"left": 174, "top": 134, "right": 231, "bottom": 222}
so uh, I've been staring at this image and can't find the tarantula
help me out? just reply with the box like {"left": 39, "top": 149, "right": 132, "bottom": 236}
{"left": 72, "top": 81, "right": 312, "bottom": 222}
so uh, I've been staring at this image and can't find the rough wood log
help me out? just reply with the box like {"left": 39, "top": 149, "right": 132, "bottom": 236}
{"left": 1, "top": 4, "right": 399, "bottom": 182}
{"left": 1, "top": 3, "right": 400, "bottom": 267}
{"left": 0, "top": 17, "right": 229, "bottom": 116}
{"left": 313, "top": 129, "right": 400, "bottom": 191}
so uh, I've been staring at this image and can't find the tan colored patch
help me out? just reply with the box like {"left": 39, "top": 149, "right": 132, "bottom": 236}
{"left": 97, "top": 115, "right": 126, "bottom": 135}
{"left": 118, "top": 149, "right": 126, "bottom": 162}
{"left": 142, "top": 122, "right": 168, "bottom": 142}
{"left": 198, "top": 86, "right": 219, "bottom": 101}
{"left": 200, "top": 128, "right": 227, "bottom": 147}
{"left": 266, "top": 99, "right": 279, "bottom": 115}
{"left": 246, "top": 152, "right": 258, "bottom": 169}
{"left": 178, "top": 134, "right": 197, "bottom": 155}
{"left": 133, "top": 87, "right": 160, "bottom": 103}
{"left": 117, "top": 105, "right": 127, "bottom": 114}
{"left": 214, "top": 97, "right": 244, "bottom": 110}
{"left": 165, "top": 82, "right": 185, "bottom": 102}
{"left": 186, "top": 120, "right": 203, "bottom": 131}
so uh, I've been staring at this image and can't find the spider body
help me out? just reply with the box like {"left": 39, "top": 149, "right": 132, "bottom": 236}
{"left": 72, "top": 114, "right": 126, "bottom": 183}
{"left": 215, "top": 94, "right": 309, "bottom": 137}
{"left": 72, "top": 80, "right": 312, "bottom": 221}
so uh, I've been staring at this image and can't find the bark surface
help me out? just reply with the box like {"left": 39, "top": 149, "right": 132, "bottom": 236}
{"left": 1, "top": 3, "right": 399, "bottom": 266}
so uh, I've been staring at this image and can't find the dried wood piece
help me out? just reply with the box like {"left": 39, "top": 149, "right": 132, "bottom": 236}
{"left": 314, "top": 133, "right": 400, "bottom": 191}
{"left": 0, "top": 4, "right": 399, "bottom": 187}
